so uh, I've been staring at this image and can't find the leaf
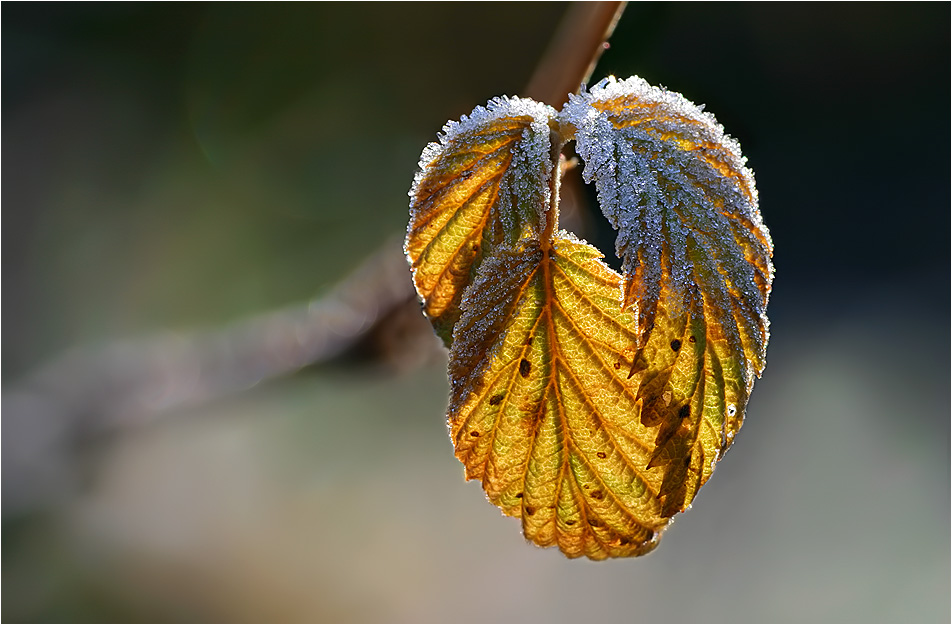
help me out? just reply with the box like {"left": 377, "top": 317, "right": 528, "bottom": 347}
{"left": 406, "top": 97, "right": 558, "bottom": 345}
{"left": 406, "top": 75, "right": 774, "bottom": 559}
{"left": 558, "top": 77, "right": 774, "bottom": 507}
{"left": 449, "top": 234, "right": 669, "bottom": 558}
{"left": 559, "top": 76, "right": 773, "bottom": 376}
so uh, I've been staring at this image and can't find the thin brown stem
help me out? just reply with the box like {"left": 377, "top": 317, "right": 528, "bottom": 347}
{"left": 525, "top": 1, "right": 627, "bottom": 106}
{"left": 533, "top": 1, "right": 627, "bottom": 251}
{"left": 3, "top": 5, "right": 633, "bottom": 511}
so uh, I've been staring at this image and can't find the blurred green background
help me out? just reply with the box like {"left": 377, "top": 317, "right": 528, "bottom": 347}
{"left": 3, "top": 2, "right": 949, "bottom": 622}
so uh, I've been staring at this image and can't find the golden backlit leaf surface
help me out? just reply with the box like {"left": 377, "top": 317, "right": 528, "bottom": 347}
{"left": 407, "top": 76, "right": 773, "bottom": 559}
{"left": 448, "top": 234, "right": 751, "bottom": 558}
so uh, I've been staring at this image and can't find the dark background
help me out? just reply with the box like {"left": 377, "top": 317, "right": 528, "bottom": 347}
{"left": 3, "top": 3, "right": 949, "bottom": 622}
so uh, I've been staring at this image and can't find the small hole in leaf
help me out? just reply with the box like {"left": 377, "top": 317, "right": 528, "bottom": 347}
{"left": 515, "top": 492, "right": 523, "bottom": 499}
{"left": 613, "top": 361, "right": 621, "bottom": 370}
{"left": 470, "top": 431, "right": 480, "bottom": 437}
{"left": 519, "top": 358, "right": 531, "bottom": 377}
{"left": 727, "top": 404, "right": 737, "bottom": 417}
{"left": 596, "top": 451, "right": 607, "bottom": 459}
{"left": 688, "top": 335, "right": 697, "bottom": 343}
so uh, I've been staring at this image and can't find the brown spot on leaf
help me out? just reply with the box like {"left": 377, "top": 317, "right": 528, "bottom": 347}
{"left": 678, "top": 404, "right": 691, "bottom": 419}
{"left": 613, "top": 361, "right": 621, "bottom": 370}
{"left": 515, "top": 492, "right": 523, "bottom": 499}
{"left": 470, "top": 430, "right": 480, "bottom": 437}
{"left": 565, "top": 519, "right": 577, "bottom": 526}
{"left": 591, "top": 490, "right": 605, "bottom": 501}
{"left": 640, "top": 405, "right": 664, "bottom": 428}
{"left": 489, "top": 393, "right": 505, "bottom": 406}
{"left": 670, "top": 339, "right": 682, "bottom": 351}
{"left": 519, "top": 358, "right": 531, "bottom": 378}
{"left": 525, "top": 506, "right": 536, "bottom": 516}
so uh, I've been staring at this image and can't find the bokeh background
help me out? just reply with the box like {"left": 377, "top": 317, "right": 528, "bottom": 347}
{"left": 3, "top": 2, "right": 949, "bottom": 622}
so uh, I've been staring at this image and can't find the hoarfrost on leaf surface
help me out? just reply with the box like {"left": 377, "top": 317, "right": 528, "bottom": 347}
{"left": 559, "top": 75, "right": 772, "bottom": 377}
{"left": 406, "top": 97, "right": 558, "bottom": 346}
{"left": 405, "top": 74, "right": 774, "bottom": 560}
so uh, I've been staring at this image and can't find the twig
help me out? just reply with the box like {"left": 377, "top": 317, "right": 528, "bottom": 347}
{"left": 525, "top": 1, "right": 626, "bottom": 104}
{"left": 2, "top": 1, "right": 630, "bottom": 515}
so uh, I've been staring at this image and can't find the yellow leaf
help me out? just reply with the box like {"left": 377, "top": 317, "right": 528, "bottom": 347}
{"left": 406, "top": 98, "right": 558, "bottom": 345}
{"left": 447, "top": 233, "right": 747, "bottom": 558}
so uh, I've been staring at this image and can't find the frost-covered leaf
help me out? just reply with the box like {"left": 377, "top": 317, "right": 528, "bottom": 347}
{"left": 407, "top": 75, "right": 774, "bottom": 560}
{"left": 406, "top": 97, "right": 558, "bottom": 345}
{"left": 559, "top": 76, "right": 773, "bottom": 384}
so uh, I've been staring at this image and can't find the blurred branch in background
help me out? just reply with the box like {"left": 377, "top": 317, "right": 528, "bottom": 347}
{"left": 3, "top": 238, "right": 426, "bottom": 513}
{"left": 4, "top": 4, "right": 949, "bottom": 622}
{"left": 2, "top": 1, "right": 627, "bottom": 517}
